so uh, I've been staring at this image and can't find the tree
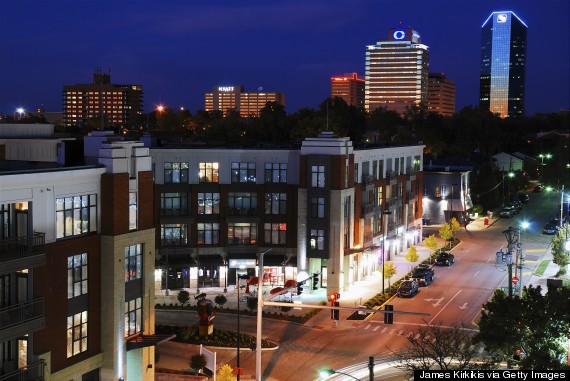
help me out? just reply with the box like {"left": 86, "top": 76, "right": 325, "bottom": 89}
{"left": 450, "top": 217, "right": 461, "bottom": 237}
{"left": 189, "top": 353, "right": 207, "bottom": 374}
{"left": 388, "top": 322, "right": 489, "bottom": 373}
{"left": 246, "top": 295, "right": 258, "bottom": 312}
{"left": 475, "top": 286, "right": 570, "bottom": 369}
{"left": 405, "top": 245, "right": 419, "bottom": 263}
{"left": 216, "top": 364, "right": 237, "bottom": 381}
{"left": 214, "top": 294, "right": 228, "bottom": 308}
{"left": 424, "top": 234, "right": 439, "bottom": 263}
{"left": 438, "top": 224, "right": 453, "bottom": 248}
{"left": 551, "top": 223, "right": 569, "bottom": 276}
{"left": 383, "top": 261, "right": 397, "bottom": 289}
{"left": 177, "top": 290, "right": 190, "bottom": 306}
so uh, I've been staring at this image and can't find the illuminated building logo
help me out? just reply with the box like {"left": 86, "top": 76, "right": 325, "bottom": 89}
{"left": 218, "top": 86, "right": 234, "bottom": 92}
{"left": 497, "top": 13, "right": 507, "bottom": 23}
{"left": 393, "top": 30, "right": 406, "bottom": 40}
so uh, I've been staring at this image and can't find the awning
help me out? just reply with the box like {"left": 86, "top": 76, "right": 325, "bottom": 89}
{"left": 196, "top": 255, "right": 224, "bottom": 266}
{"left": 263, "top": 254, "right": 287, "bottom": 266}
{"left": 126, "top": 333, "right": 175, "bottom": 351}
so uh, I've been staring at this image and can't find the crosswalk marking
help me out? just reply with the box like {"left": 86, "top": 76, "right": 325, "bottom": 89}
{"left": 365, "top": 324, "right": 371, "bottom": 330}
{"left": 373, "top": 326, "right": 380, "bottom": 332}
{"left": 381, "top": 327, "right": 387, "bottom": 333}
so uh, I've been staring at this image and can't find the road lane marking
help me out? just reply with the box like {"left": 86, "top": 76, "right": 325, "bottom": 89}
{"left": 373, "top": 326, "right": 380, "bottom": 331}
{"left": 429, "top": 290, "right": 463, "bottom": 325}
{"left": 526, "top": 249, "right": 546, "bottom": 253}
{"left": 381, "top": 327, "right": 387, "bottom": 333}
{"left": 365, "top": 324, "right": 371, "bottom": 330}
{"left": 473, "top": 271, "right": 479, "bottom": 277}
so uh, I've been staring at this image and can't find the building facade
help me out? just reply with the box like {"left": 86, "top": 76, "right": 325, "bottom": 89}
{"left": 150, "top": 132, "right": 424, "bottom": 295}
{"left": 427, "top": 73, "right": 456, "bottom": 116}
{"left": 63, "top": 70, "right": 144, "bottom": 129}
{"left": 330, "top": 73, "right": 365, "bottom": 108}
{"left": 204, "top": 86, "right": 285, "bottom": 117}
{"left": 0, "top": 139, "right": 160, "bottom": 381}
{"left": 422, "top": 170, "right": 473, "bottom": 225}
{"left": 479, "top": 11, "right": 528, "bottom": 118}
{"left": 365, "top": 27, "right": 429, "bottom": 114}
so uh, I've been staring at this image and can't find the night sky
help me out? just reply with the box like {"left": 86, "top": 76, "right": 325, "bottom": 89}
{"left": 1, "top": 0, "right": 568, "bottom": 116}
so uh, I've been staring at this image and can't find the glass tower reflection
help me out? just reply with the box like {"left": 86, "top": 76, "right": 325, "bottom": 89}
{"left": 479, "top": 11, "right": 527, "bottom": 118}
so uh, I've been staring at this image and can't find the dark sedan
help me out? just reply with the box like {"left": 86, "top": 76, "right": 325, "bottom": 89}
{"left": 435, "top": 252, "right": 455, "bottom": 266}
{"left": 397, "top": 280, "right": 420, "bottom": 297}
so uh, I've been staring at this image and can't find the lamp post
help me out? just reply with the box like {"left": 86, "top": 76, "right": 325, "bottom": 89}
{"left": 255, "top": 248, "right": 272, "bottom": 381}
{"left": 381, "top": 209, "right": 392, "bottom": 294}
{"left": 538, "top": 153, "right": 552, "bottom": 180}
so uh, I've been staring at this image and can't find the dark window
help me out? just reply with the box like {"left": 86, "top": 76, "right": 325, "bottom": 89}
{"left": 264, "top": 193, "right": 286, "bottom": 214}
{"left": 264, "top": 163, "right": 287, "bottom": 183}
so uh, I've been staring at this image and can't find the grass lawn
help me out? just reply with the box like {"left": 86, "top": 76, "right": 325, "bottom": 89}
{"left": 534, "top": 260, "right": 550, "bottom": 276}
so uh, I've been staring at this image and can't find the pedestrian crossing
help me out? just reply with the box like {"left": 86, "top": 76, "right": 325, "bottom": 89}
{"left": 360, "top": 323, "right": 486, "bottom": 354}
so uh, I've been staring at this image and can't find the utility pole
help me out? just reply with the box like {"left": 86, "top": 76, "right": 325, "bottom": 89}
{"left": 503, "top": 227, "right": 519, "bottom": 298}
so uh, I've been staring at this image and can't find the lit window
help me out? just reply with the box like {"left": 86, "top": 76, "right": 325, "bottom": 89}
{"left": 67, "top": 311, "right": 87, "bottom": 357}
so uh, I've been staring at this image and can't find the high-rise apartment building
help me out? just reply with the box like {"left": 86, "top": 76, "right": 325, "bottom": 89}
{"left": 204, "top": 86, "right": 285, "bottom": 117}
{"left": 365, "top": 27, "right": 429, "bottom": 114}
{"left": 63, "top": 70, "right": 144, "bottom": 129}
{"left": 330, "top": 73, "right": 365, "bottom": 108}
{"left": 479, "top": 11, "right": 528, "bottom": 118}
{"left": 427, "top": 72, "right": 456, "bottom": 116}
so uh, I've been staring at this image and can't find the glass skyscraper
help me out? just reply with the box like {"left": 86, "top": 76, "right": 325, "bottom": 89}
{"left": 365, "top": 27, "right": 429, "bottom": 114}
{"left": 479, "top": 11, "right": 528, "bottom": 118}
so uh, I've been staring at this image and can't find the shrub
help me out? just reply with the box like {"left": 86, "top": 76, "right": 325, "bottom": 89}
{"left": 189, "top": 354, "right": 206, "bottom": 374}
{"left": 246, "top": 296, "right": 257, "bottom": 312}
{"left": 177, "top": 290, "right": 190, "bottom": 306}
{"left": 214, "top": 294, "right": 228, "bottom": 308}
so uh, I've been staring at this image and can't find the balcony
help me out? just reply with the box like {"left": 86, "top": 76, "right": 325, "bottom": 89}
{"left": 0, "top": 359, "right": 45, "bottom": 381}
{"left": 0, "top": 298, "right": 45, "bottom": 342}
{"left": 361, "top": 203, "right": 375, "bottom": 215}
{"left": 160, "top": 208, "right": 190, "bottom": 216}
{"left": 0, "top": 233, "right": 46, "bottom": 272}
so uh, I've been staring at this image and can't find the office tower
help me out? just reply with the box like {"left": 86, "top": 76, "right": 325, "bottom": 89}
{"left": 427, "top": 72, "right": 456, "bottom": 116}
{"left": 204, "top": 86, "right": 285, "bottom": 117}
{"left": 480, "top": 11, "right": 528, "bottom": 118}
{"left": 63, "top": 69, "right": 143, "bottom": 129}
{"left": 365, "top": 26, "right": 429, "bottom": 114}
{"left": 330, "top": 73, "right": 365, "bottom": 108}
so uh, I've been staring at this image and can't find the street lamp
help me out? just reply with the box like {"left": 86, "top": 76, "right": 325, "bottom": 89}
{"left": 381, "top": 209, "right": 392, "bottom": 294}
{"left": 538, "top": 153, "right": 552, "bottom": 179}
{"left": 319, "top": 369, "right": 360, "bottom": 381}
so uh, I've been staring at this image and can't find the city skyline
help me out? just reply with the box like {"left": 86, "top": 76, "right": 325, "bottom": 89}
{"left": 1, "top": 0, "right": 569, "bottom": 117}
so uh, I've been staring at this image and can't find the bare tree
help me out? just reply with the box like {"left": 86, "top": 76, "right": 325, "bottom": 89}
{"left": 387, "top": 321, "right": 493, "bottom": 374}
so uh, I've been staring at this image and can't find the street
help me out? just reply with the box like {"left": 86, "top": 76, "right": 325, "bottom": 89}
{"left": 156, "top": 190, "right": 562, "bottom": 380}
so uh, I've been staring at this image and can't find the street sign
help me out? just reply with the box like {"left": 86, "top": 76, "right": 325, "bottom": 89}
{"left": 512, "top": 276, "right": 519, "bottom": 285}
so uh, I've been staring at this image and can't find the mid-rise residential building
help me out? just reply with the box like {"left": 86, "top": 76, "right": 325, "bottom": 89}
{"left": 427, "top": 73, "right": 456, "bottom": 116}
{"left": 150, "top": 132, "right": 424, "bottom": 295}
{"left": 63, "top": 69, "right": 144, "bottom": 129}
{"left": 1, "top": 132, "right": 162, "bottom": 381}
{"left": 479, "top": 11, "right": 528, "bottom": 118}
{"left": 330, "top": 73, "right": 365, "bottom": 108}
{"left": 422, "top": 168, "right": 473, "bottom": 225}
{"left": 204, "top": 86, "right": 285, "bottom": 117}
{"left": 365, "top": 26, "right": 429, "bottom": 114}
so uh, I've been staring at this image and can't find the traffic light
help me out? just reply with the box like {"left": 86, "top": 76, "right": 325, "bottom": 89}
{"left": 311, "top": 273, "right": 319, "bottom": 290}
{"left": 331, "top": 301, "right": 339, "bottom": 320}
{"left": 328, "top": 292, "right": 340, "bottom": 302}
{"left": 384, "top": 304, "right": 393, "bottom": 324}
{"left": 297, "top": 281, "right": 305, "bottom": 295}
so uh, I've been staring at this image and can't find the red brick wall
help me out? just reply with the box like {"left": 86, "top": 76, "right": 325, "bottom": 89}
{"left": 101, "top": 173, "right": 129, "bottom": 235}
{"left": 138, "top": 171, "right": 154, "bottom": 230}
{"left": 33, "top": 234, "right": 102, "bottom": 372}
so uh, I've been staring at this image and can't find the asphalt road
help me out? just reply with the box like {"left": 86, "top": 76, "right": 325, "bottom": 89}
{"left": 156, "top": 190, "right": 560, "bottom": 380}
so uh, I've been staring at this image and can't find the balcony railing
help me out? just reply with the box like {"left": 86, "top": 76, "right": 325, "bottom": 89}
{"left": 0, "top": 298, "right": 44, "bottom": 332}
{"left": 361, "top": 204, "right": 375, "bottom": 215}
{"left": 160, "top": 208, "right": 190, "bottom": 216}
{"left": 362, "top": 175, "right": 375, "bottom": 185}
{"left": 0, "top": 233, "right": 45, "bottom": 261}
{"left": 0, "top": 359, "right": 45, "bottom": 381}
{"left": 227, "top": 208, "right": 258, "bottom": 216}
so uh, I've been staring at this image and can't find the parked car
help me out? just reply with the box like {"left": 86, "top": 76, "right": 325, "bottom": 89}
{"left": 397, "top": 280, "right": 420, "bottom": 297}
{"left": 518, "top": 193, "right": 530, "bottom": 203}
{"left": 510, "top": 200, "right": 522, "bottom": 210}
{"left": 411, "top": 264, "right": 435, "bottom": 286}
{"left": 500, "top": 206, "right": 515, "bottom": 218}
{"left": 533, "top": 184, "right": 543, "bottom": 193}
{"left": 543, "top": 220, "right": 560, "bottom": 235}
{"left": 435, "top": 252, "right": 455, "bottom": 266}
